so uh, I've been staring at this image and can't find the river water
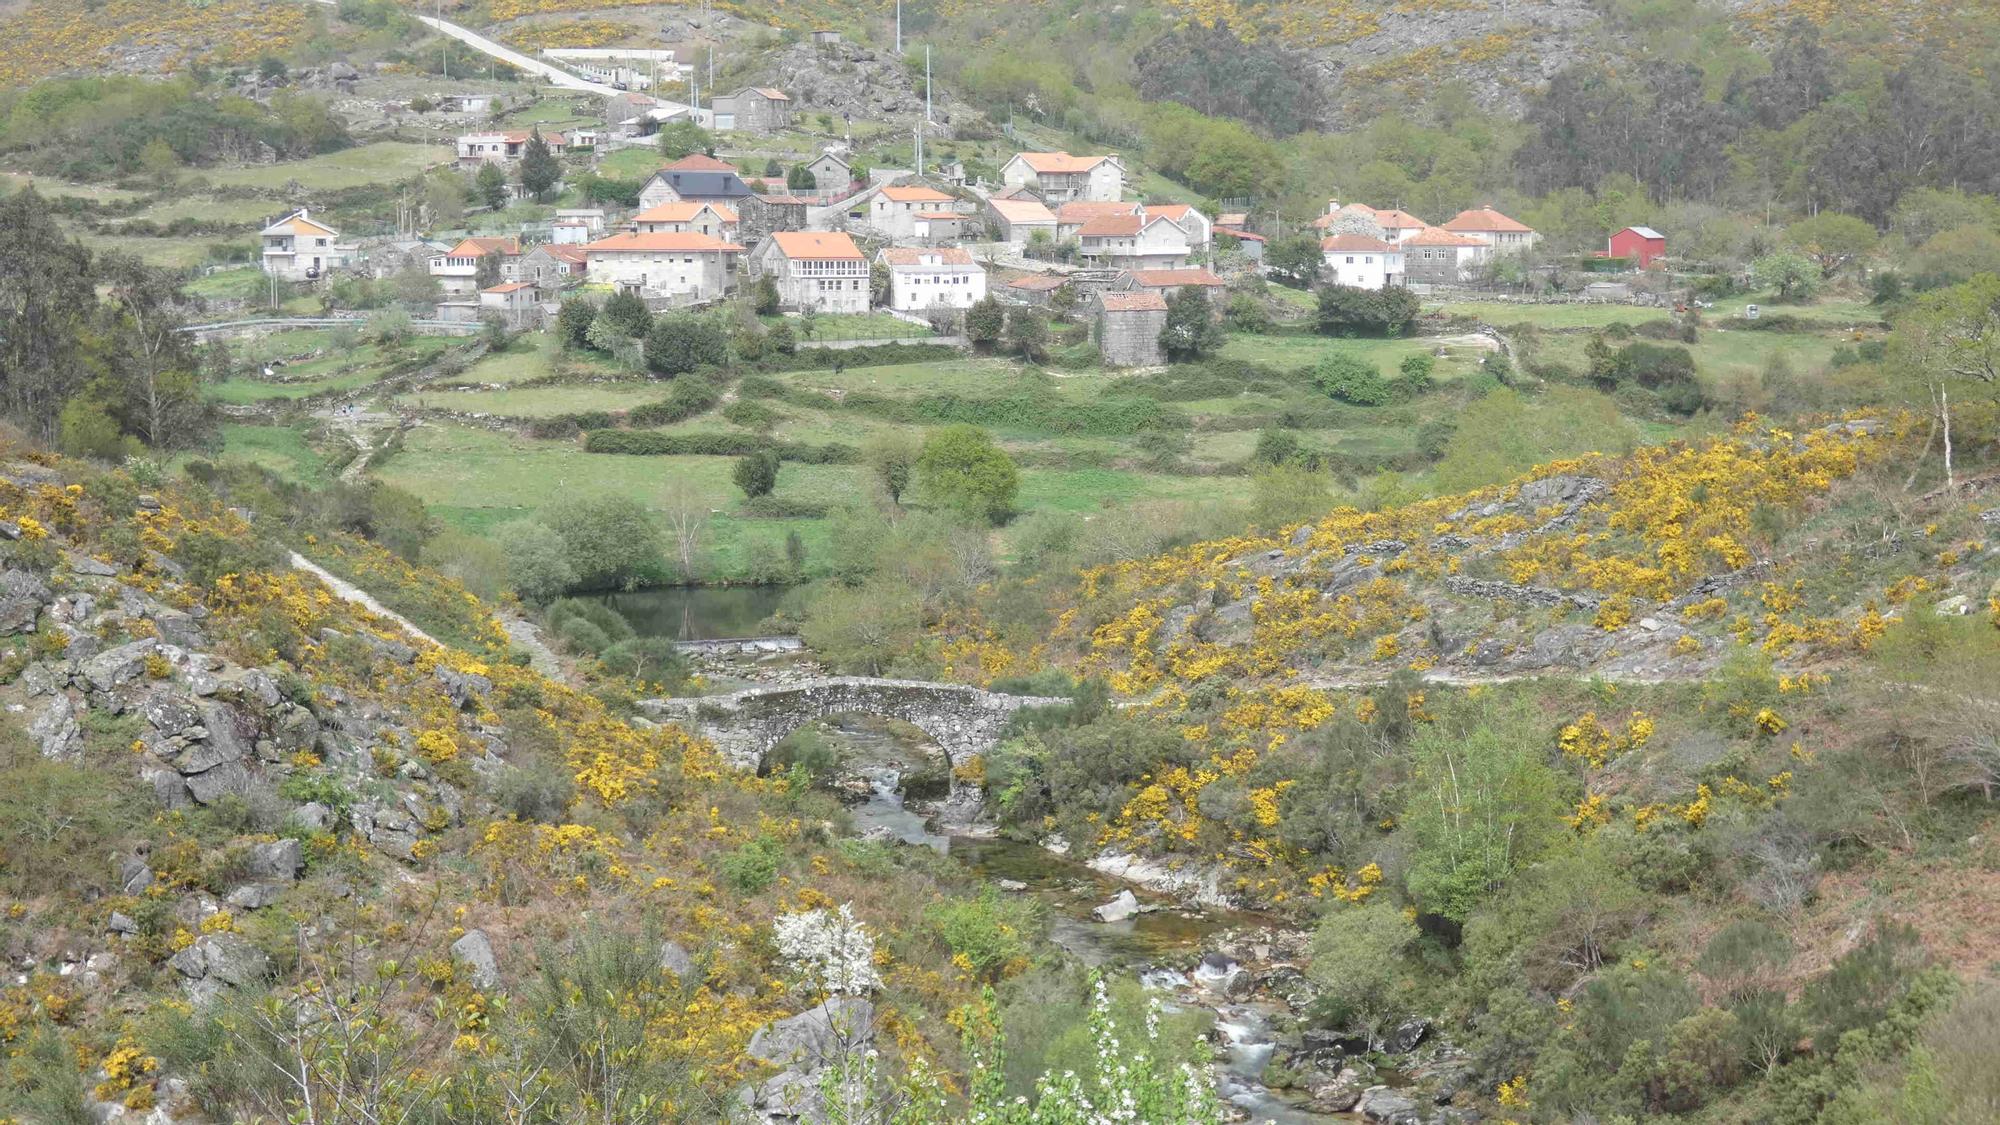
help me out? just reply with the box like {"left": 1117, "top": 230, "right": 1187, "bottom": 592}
{"left": 813, "top": 715, "right": 1345, "bottom": 1123}
{"left": 587, "top": 585, "right": 788, "bottom": 640}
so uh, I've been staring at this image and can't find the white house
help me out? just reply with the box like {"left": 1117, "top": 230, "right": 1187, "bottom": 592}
{"left": 1320, "top": 234, "right": 1405, "bottom": 289}
{"left": 259, "top": 209, "right": 352, "bottom": 281}
{"left": 579, "top": 231, "right": 743, "bottom": 300}
{"left": 1001, "top": 152, "right": 1125, "bottom": 203}
{"left": 1055, "top": 200, "right": 1144, "bottom": 242}
{"left": 868, "top": 185, "right": 959, "bottom": 238}
{"left": 752, "top": 231, "right": 868, "bottom": 313}
{"left": 1078, "top": 214, "right": 1191, "bottom": 270}
{"left": 986, "top": 197, "right": 1058, "bottom": 245}
{"left": 878, "top": 247, "right": 987, "bottom": 313}
{"left": 554, "top": 208, "right": 606, "bottom": 234}
{"left": 1144, "top": 203, "right": 1212, "bottom": 251}
{"left": 1440, "top": 205, "right": 1539, "bottom": 253}
{"left": 455, "top": 129, "right": 565, "bottom": 167}
{"left": 631, "top": 201, "right": 740, "bottom": 242}
{"left": 429, "top": 236, "right": 521, "bottom": 297}
{"left": 478, "top": 282, "right": 539, "bottom": 328}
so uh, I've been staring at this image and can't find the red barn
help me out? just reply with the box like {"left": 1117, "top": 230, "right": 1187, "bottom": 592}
{"left": 1609, "top": 225, "right": 1666, "bottom": 268}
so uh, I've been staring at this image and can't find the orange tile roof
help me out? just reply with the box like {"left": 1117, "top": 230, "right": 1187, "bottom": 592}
{"left": 1321, "top": 234, "right": 1396, "bottom": 252}
{"left": 1057, "top": 201, "right": 1142, "bottom": 224}
{"left": 1441, "top": 206, "right": 1533, "bottom": 234}
{"left": 1007, "top": 273, "right": 1069, "bottom": 291}
{"left": 1145, "top": 203, "right": 1199, "bottom": 221}
{"left": 1372, "top": 209, "right": 1426, "bottom": 229}
{"left": 266, "top": 211, "right": 337, "bottom": 236}
{"left": 482, "top": 282, "right": 534, "bottom": 294}
{"left": 445, "top": 237, "right": 520, "bottom": 257}
{"left": 1099, "top": 291, "right": 1167, "bottom": 312}
{"left": 1128, "top": 268, "right": 1225, "bottom": 288}
{"left": 581, "top": 232, "right": 745, "bottom": 253}
{"left": 1405, "top": 226, "right": 1488, "bottom": 248}
{"left": 879, "top": 185, "right": 957, "bottom": 203}
{"left": 1078, "top": 215, "right": 1145, "bottom": 237}
{"left": 748, "top": 87, "right": 790, "bottom": 100}
{"left": 468, "top": 129, "right": 563, "bottom": 145}
{"left": 538, "top": 245, "right": 588, "bottom": 264}
{"left": 914, "top": 210, "right": 963, "bottom": 220}
{"left": 1014, "top": 151, "right": 1113, "bottom": 174}
{"left": 879, "top": 247, "right": 978, "bottom": 266}
{"left": 988, "top": 198, "right": 1057, "bottom": 223}
{"left": 633, "top": 201, "right": 739, "bottom": 224}
{"left": 769, "top": 231, "right": 864, "bottom": 260}
{"left": 663, "top": 153, "right": 738, "bottom": 173}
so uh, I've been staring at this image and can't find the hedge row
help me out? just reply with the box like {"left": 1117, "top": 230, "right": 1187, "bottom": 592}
{"left": 583, "top": 429, "right": 858, "bottom": 463}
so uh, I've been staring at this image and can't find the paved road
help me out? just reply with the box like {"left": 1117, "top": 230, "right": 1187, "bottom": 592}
{"left": 302, "top": 0, "right": 619, "bottom": 94}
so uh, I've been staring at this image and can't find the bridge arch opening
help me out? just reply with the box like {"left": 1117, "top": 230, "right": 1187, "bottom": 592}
{"left": 760, "top": 712, "right": 954, "bottom": 798}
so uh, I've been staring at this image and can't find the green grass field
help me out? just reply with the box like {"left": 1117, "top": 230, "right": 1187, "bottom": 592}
{"left": 194, "top": 142, "right": 445, "bottom": 191}
{"left": 396, "top": 382, "right": 670, "bottom": 417}
{"left": 197, "top": 424, "right": 332, "bottom": 481}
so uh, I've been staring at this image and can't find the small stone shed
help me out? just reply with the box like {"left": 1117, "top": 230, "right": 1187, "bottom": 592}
{"left": 1095, "top": 290, "right": 1168, "bottom": 367}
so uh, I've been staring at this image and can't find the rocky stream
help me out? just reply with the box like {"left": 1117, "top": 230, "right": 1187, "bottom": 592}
{"left": 813, "top": 714, "right": 1478, "bottom": 1125}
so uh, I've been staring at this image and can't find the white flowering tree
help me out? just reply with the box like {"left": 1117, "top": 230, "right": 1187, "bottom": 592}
{"left": 774, "top": 902, "right": 883, "bottom": 998}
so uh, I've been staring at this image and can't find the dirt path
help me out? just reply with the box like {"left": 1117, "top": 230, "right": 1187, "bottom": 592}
{"left": 289, "top": 552, "right": 440, "bottom": 648}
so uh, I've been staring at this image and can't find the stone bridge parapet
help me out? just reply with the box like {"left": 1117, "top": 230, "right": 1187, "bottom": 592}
{"left": 638, "top": 677, "right": 1068, "bottom": 771}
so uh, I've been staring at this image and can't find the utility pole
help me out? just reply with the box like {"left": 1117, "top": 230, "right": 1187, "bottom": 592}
{"left": 925, "top": 45, "right": 932, "bottom": 124}
{"left": 439, "top": 0, "right": 447, "bottom": 80}
{"left": 896, "top": 0, "right": 903, "bottom": 55}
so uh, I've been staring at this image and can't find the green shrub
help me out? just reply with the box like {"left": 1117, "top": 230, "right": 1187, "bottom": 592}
{"left": 926, "top": 891, "right": 1038, "bottom": 981}
{"left": 597, "top": 638, "right": 687, "bottom": 687}
{"left": 1311, "top": 355, "right": 1392, "bottom": 405}
{"left": 719, "top": 833, "right": 783, "bottom": 892}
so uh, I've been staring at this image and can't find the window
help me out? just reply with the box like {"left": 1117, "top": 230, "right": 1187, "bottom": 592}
{"left": 1345, "top": 256, "right": 1355, "bottom": 264}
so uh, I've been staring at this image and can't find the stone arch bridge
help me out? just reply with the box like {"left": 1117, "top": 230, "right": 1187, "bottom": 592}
{"left": 639, "top": 677, "right": 1068, "bottom": 771}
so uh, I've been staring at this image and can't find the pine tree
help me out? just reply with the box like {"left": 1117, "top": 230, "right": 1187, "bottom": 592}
{"left": 518, "top": 129, "right": 561, "bottom": 202}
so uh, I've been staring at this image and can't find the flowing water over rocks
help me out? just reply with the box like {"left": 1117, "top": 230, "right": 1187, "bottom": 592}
{"left": 811, "top": 716, "right": 1379, "bottom": 1122}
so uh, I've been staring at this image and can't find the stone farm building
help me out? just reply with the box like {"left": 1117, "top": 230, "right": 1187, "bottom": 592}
{"left": 878, "top": 247, "right": 987, "bottom": 313}
{"left": 753, "top": 231, "right": 869, "bottom": 313}
{"left": 1123, "top": 267, "right": 1227, "bottom": 306}
{"left": 637, "top": 156, "right": 756, "bottom": 210}
{"left": 632, "top": 201, "right": 740, "bottom": 241}
{"left": 805, "top": 151, "right": 852, "bottom": 194}
{"left": 739, "top": 194, "right": 812, "bottom": 245}
{"left": 711, "top": 87, "right": 793, "bottom": 133}
{"left": 1001, "top": 151, "right": 1126, "bottom": 203}
{"left": 986, "top": 198, "right": 1058, "bottom": 245}
{"left": 519, "top": 244, "right": 587, "bottom": 292}
{"left": 579, "top": 231, "right": 744, "bottom": 302}
{"left": 1095, "top": 290, "right": 1168, "bottom": 367}
{"left": 1403, "top": 227, "right": 1489, "bottom": 285}
{"left": 1005, "top": 273, "right": 1069, "bottom": 306}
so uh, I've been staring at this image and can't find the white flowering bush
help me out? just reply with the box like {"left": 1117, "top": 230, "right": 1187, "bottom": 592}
{"left": 774, "top": 902, "right": 883, "bottom": 997}
{"left": 962, "top": 975, "right": 1222, "bottom": 1124}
